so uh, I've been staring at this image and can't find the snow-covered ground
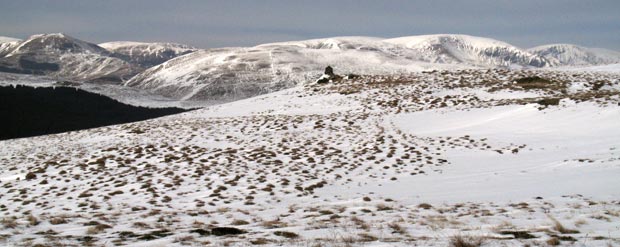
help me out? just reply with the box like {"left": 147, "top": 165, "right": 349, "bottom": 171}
{"left": 553, "top": 63, "right": 620, "bottom": 73}
{"left": 328, "top": 102, "right": 620, "bottom": 203}
{"left": 0, "top": 69, "right": 619, "bottom": 246}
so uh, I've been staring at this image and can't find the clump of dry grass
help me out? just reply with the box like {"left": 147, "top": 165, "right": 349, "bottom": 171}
{"left": 387, "top": 222, "right": 406, "bottom": 234}
{"left": 546, "top": 237, "right": 560, "bottom": 246}
{"left": 418, "top": 203, "right": 433, "bottom": 210}
{"left": 548, "top": 215, "right": 579, "bottom": 234}
{"left": 274, "top": 231, "right": 299, "bottom": 239}
{"left": 86, "top": 223, "right": 112, "bottom": 234}
{"left": 537, "top": 98, "right": 561, "bottom": 107}
{"left": 174, "top": 235, "right": 195, "bottom": 243}
{"left": 250, "top": 238, "right": 270, "bottom": 245}
{"left": 1, "top": 217, "right": 17, "bottom": 228}
{"left": 25, "top": 172, "right": 37, "bottom": 180}
{"left": 261, "top": 219, "right": 287, "bottom": 229}
{"left": 133, "top": 221, "right": 151, "bottom": 229}
{"left": 350, "top": 216, "right": 370, "bottom": 230}
{"left": 231, "top": 219, "right": 250, "bottom": 225}
{"left": 376, "top": 204, "right": 393, "bottom": 211}
{"left": 449, "top": 235, "right": 485, "bottom": 247}
{"left": 358, "top": 232, "right": 378, "bottom": 242}
{"left": 49, "top": 217, "right": 67, "bottom": 225}
{"left": 27, "top": 214, "right": 39, "bottom": 226}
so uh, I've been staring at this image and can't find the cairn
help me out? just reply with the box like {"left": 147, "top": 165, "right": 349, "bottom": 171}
{"left": 316, "top": 66, "right": 343, "bottom": 84}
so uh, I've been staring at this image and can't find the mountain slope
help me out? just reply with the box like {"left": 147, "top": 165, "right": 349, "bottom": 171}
{"left": 2, "top": 33, "right": 619, "bottom": 104}
{"left": 0, "top": 36, "right": 21, "bottom": 57}
{"left": 0, "top": 33, "right": 137, "bottom": 82}
{"left": 529, "top": 44, "right": 620, "bottom": 66}
{"left": 125, "top": 37, "right": 433, "bottom": 101}
{"left": 99, "top": 41, "right": 197, "bottom": 67}
{"left": 126, "top": 35, "right": 552, "bottom": 102}
{"left": 384, "top": 34, "right": 549, "bottom": 67}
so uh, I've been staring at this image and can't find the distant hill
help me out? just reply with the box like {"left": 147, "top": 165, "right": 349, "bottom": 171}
{"left": 529, "top": 44, "right": 620, "bottom": 66}
{"left": 99, "top": 41, "right": 196, "bottom": 67}
{"left": 0, "top": 33, "right": 137, "bottom": 82}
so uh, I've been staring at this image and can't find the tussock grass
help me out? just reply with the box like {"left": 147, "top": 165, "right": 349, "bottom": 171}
{"left": 231, "top": 219, "right": 250, "bottom": 225}
{"left": 387, "top": 222, "right": 406, "bottom": 234}
{"left": 449, "top": 234, "right": 485, "bottom": 247}
{"left": 86, "top": 224, "right": 112, "bottom": 235}
{"left": 49, "top": 217, "right": 68, "bottom": 225}
{"left": 27, "top": 214, "right": 39, "bottom": 226}
{"left": 418, "top": 203, "right": 433, "bottom": 210}
{"left": 1, "top": 217, "right": 17, "bottom": 228}
{"left": 274, "top": 231, "right": 299, "bottom": 239}
{"left": 546, "top": 237, "right": 561, "bottom": 246}
{"left": 548, "top": 215, "right": 579, "bottom": 234}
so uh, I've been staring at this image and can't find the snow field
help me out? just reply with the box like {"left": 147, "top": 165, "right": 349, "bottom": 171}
{"left": 0, "top": 68, "right": 619, "bottom": 246}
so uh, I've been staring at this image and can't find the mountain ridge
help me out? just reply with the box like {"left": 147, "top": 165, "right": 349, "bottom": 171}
{"left": 125, "top": 34, "right": 554, "bottom": 101}
{"left": 529, "top": 43, "right": 620, "bottom": 66}
{"left": 99, "top": 41, "right": 197, "bottom": 68}
{"left": 0, "top": 33, "right": 137, "bottom": 82}
{"left": 1, "top": 33, "right": 619, "bottom": 103}
{"left": 384, "top": 34, "right": 549, "bottom": 67}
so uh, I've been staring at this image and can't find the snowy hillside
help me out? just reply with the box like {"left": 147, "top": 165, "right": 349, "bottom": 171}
{"left": 0, "top": 36, "right": 20, "bottom": 44}
{"left": 385, "top": 34, "right": 549, "bottom": 67}
{"left": 125, "top": 37, "right": 434, "bottom": 101}
{"left": 0, "top": 33, "right": 137, "bottom": 82}
{"left": 126, "top": 35, "right": 551, "bottom": 101}
{"left": 1, "top": 68, "right": 619, "bottom": 246}
{"left": 1, "top": 33, "right": 620, "bottom": 105}
{"left": 99, "top": 41, "right": 197, "bottom": 67}
{"left": 529, "top": 44, "right": 620, "bottom": 66}
{"left": 0, "top": 36, "right": 21, "bottom": 57}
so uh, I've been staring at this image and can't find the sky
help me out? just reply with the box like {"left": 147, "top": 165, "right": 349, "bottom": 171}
{"left": 0, "top": 0, "right": 619, "bottom": 50}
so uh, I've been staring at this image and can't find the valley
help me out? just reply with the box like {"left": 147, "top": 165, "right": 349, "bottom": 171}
{"left": 0, "top": 85, "right": 188, "bottom": 140}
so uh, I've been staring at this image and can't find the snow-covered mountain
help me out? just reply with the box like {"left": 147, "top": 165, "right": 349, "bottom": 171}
{"left": 125, "top": 37, "right": 433, "bottom": 101}
{"left": 2, "top": 33, "right": 620, "bottom": 103}
{"left": 126, "top": 35, "right": 551, "bottom": 101}
{"left": 0, "top": 33, "right": 137, "bottom": 82}
{"left": 99, "top": 41, "right": 197, "bottom": 68}
{"left": 0, "top": 36, "right": 20, "bottom": 43}
{"left": 385, "top": 34, "right": 549, "bottom": 67}
{"left": 529, "top": 44, "right": 620, "bottom": 66}
{"left": 0, "top": 36, "right": 21, "bottom": 57}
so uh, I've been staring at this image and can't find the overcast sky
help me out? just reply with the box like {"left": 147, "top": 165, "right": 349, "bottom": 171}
{"left": 1, "top": 0, "right": 619, "bottom": 50}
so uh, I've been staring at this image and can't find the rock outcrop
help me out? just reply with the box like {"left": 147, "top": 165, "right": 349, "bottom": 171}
{"left": 316, "top": 66, "right": 342, "bottom": 84}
